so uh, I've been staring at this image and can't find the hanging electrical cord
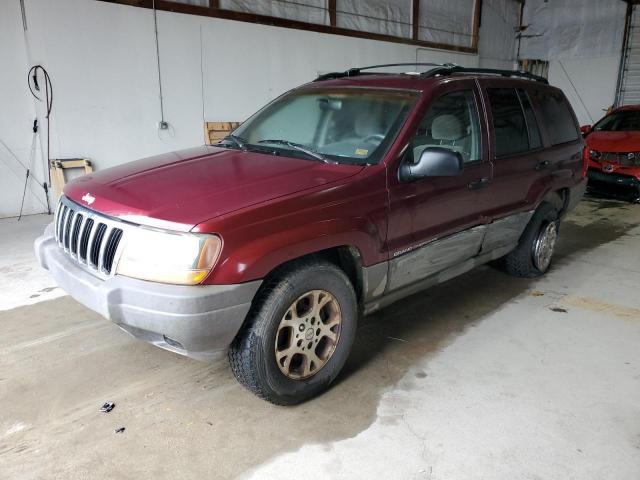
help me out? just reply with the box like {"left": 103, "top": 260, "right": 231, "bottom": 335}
{"left": 152, "top": 0, "right": 167, "bottom": 130}
{"left": 27, "top": 64, "right": 53, "bottom": 215}
{"left": 28, "top": 65, "right": 53, "bottom": 116}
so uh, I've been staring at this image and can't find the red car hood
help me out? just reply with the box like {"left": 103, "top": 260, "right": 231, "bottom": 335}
{"left": 64, "top": 146, "right": 364, "bottom": 232}
{"left": 586, "top": 130, "right": 640, "bottom": 152}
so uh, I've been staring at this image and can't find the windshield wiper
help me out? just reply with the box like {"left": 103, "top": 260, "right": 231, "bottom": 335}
{"left": 219, "top": 134, "right": 247, "bottom": 150}
{"left": 258, "top": 139, "right": 335, "bottom": 163}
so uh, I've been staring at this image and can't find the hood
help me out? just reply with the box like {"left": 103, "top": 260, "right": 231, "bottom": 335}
{"left": 586, "top": 130, "right": 640, "bottom": 153}
{"left": 64, "top": 146, "right": 364, "bottom": 232}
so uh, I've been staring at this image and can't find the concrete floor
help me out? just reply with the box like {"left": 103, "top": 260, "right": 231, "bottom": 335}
{"left": 0, "top": 214, "right": 65, "bottom": 311}
{"left": 1, "top": 198, "right": 639, "bottom": 480}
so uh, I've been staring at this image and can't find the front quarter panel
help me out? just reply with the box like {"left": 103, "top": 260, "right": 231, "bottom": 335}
{"left": 193, "top": 166, "right": 389, "bottom": 285}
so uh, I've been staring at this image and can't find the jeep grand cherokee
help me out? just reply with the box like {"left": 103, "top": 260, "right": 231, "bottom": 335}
{"left": 36, "top": 64, "right": 587, "bottom": 404}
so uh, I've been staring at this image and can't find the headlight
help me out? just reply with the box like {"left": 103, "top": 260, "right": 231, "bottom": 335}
{"left": 116, "top": 228, "right": 222, "bottom": 285}
{"left": 589, "top": 149, "right": 601, "bottom": 160}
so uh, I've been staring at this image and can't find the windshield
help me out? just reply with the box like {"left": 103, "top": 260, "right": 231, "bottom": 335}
{"left": 226, "top": 88, "right": 418, "bottom": 165}
{"left": 594, "top": 110, "right": 640, "bottom": 132}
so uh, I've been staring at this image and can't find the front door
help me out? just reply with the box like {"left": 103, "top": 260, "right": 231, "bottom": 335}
{"left": 386, "top": 81, "right": 493, "bottom": 292}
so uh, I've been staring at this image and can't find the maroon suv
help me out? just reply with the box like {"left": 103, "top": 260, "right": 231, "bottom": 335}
{"left": 35, "top": 64, "right": 587, "bottom": 404}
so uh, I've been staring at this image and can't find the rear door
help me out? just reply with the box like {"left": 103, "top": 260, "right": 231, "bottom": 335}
{"left": 528, "top": 87, "right": 584, "bottom": 188}
{"left": 477, "top": 81, "right": 546, "bottom": 219}
{"left": 477, "top": 81, "right": 583, "bottom": 254}
{"left": 386, "top": 80, "right": 493, "bottom": 292}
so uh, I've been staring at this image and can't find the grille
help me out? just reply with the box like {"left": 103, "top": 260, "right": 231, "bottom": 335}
{"left": 53, "top": 196, "right": 125, "bottom": 277}
{"left": 595, "top": 152, "right": 640, "bottom": 167}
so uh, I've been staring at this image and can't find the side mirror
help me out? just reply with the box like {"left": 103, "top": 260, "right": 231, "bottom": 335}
{"left": 580, "top": 124, "right": 592, "bottom": 136}
{"left": 400, "top": 147, "right": 463, "bottom": 182}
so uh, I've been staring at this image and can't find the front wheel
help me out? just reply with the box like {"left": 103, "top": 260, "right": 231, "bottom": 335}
{"left": 228, "top": 260, "right": 357, "bottom": 405}
{"left": 501, "top": 203, "right": 560, "bottom": 278}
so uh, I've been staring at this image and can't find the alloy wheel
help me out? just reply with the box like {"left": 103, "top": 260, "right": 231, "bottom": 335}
{"left": 274, "top": 290, "right": 342, "bottom": 380}
{"left": 532, "top": 220, "right": 558, "bottom": 272}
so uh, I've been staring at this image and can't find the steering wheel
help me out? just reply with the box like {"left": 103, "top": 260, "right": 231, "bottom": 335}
{"left": 363, "top": 133, "right": 385, "bottom": 143}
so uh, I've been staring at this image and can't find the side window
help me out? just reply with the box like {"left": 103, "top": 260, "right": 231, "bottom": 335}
{"left": 531, "top": 90, "right": 580, "bottom": 145}
{"left": 488, "top": 88, "right": 529, "bottom": 157}
{"left": 517, "top": 89, "right": 542, "bottom": 149}
{"left": 412, "top": 90, "right": 481, "bottom": 163}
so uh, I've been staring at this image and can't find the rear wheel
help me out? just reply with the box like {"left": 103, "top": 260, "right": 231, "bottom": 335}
{"left": 501, "top": 203, "right": 560, "bottom": 278}
{"left": 532, "top": 220, "right": 558, "bottom": 272}
{"left": 228, "top": 260, "right": 357, "bottom": 405}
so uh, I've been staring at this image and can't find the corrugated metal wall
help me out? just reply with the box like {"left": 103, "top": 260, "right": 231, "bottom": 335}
{"left": 617, "top": 5, "right": 640, "bottom": 106}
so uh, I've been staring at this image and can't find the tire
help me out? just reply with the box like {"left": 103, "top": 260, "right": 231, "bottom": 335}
{"left": 501, "top": 202, "right": 560, "bottom": 278}
{"left": 228, "top": 259, "right": 357, "bottom": 405}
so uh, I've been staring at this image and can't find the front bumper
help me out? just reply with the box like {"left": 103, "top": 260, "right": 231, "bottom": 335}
{"left": 35, "top": 224, "right": 261, "bottom": 361}
{"left": 587, "top": 168, "right": 640, "bottom": 201}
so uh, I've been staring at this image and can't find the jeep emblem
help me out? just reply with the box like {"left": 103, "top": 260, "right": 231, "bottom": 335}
{"left": 81, "top": 193, "right": 95, "bottom": 205}
{"left": 602, "top": 164, "right": 614, "bottom": 173}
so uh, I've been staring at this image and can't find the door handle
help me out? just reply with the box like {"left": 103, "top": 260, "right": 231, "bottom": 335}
{"left": 467, "top": 177, "right": 490, "bottom": 190}
{"left": 535, "top": 160, "right": 550, "bottom": 171}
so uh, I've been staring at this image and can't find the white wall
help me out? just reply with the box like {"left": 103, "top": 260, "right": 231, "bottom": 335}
{"left": 198, "top": 16, "right": 478, "bottom": 121}
{"left": 478, "top": 0, "right": 520, "bottom": 70}
{"left": 520, "top": 0, "right": 627, "bottom": 125}
{"left": 1, "top": 0, "right": 487, "bottom": 219}
{"left": 547, "top": 57, "right": 622, "bottom": 127}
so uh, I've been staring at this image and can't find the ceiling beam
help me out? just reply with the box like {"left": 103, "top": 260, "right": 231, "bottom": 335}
{"left": 96, "top": 0, "right": 478, "bottom": 54}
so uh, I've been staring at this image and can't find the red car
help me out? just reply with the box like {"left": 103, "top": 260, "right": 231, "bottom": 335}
{"left": 583, "top": 105, "right": 640, "bottom": 202}
{"left": 35, "top": 64, "right": 587, "bottom": 404}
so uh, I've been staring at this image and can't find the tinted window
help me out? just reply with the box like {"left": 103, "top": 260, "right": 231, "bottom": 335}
{"left": 518, "top": 89, "right": 542, "bottom": 149}
{"left": 411, "top": 90, "right": 481, "bottom": 163}
{"left": 531, "top": 90, "right": 579, "bottom": 145}
{"left": 488, "top": 88, "right": 529, "bottom": 157}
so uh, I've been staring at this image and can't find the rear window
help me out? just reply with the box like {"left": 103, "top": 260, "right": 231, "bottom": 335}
{"left": 488, "top": 88, "right": 529, "bottom": 157}
{"left": 530, "top": 89, "right": 579, "bottom": 145}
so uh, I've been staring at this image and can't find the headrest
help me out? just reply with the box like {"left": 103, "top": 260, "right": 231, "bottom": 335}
{"left": 431, "top": 114, "right": 464, "bottom": 141}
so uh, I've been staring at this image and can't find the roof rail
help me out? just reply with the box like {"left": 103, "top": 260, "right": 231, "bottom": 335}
{"left": 314, "top": 62, "right": 548, "bottom": 84}
{"left": 423, "top": 65, "right": 548, "bottom": 84}
{"left": 314, "top": 62, "right": 449, "bottom": 81}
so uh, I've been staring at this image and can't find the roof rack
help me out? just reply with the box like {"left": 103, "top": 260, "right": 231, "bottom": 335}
{"left": 422, "top": 65, "right": 548, "bottom": 84}
{"left": 314, "top": 63, "right": 449, "bottom": 81}
{"left": 314, "top": 63, "right": 548, "bottom": 84}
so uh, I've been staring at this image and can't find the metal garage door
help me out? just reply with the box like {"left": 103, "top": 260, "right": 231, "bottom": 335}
{"left": 617, "top": 5, "right": 640, "bottom": 106}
